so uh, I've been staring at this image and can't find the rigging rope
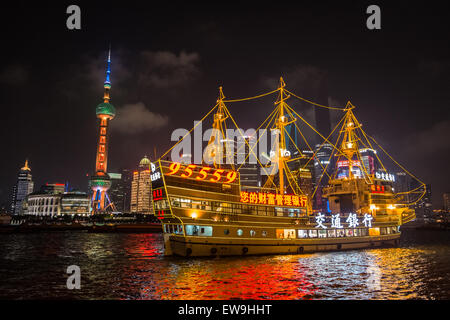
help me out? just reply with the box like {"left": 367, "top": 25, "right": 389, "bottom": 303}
{"left": 222, "top": 89, "right": 279, "bottom": 103}
{"left": 285, "top": 89, "right": 346, "bottom": 111}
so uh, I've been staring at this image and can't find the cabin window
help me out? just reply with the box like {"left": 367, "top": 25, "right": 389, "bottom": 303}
{"left": 276, "top": 229, "right": 284, "bottom": 239}
{"left": 327, "top": 229, "right": 336, "bottom": 238}
{"left": 199, "top": 226, "right": 213, "bottom": 236}
{"left": 262, "top": 231, "right": 267, "bottom": 237}
{"left": 224, "top": 229, "right": 230, "bottom": 235}
{"left": 171, "top": 198, "right": 181, "bottom": 207}
{"left": 185, "top": 225, "right": 199, "bottom": 236}
{"left": 192, "top": 200, "right": 202, "bottom": 209}
{"left": 180, "top": 199, "right": 192, "bottom": 208}
{"left": 360, "top": 228, "right": 368, "bottom": 236}
{"left": 275, "top": 208, "right": 284, "bottom": 217}
{"left": 284, "top": 229, "right": 296, "bottom": 239}
{"left": 250, "top": 230, "right": 256, "bottom": 237}
{"left": 318, "top": 230, "right": 327, "bottom": 238}
{"left": 298, "top": 230, "right": 308, "bottom": 238}
{"left": 237, "top": 229, "right": 243, "bottom": 236}
{"left": 369, "top": 227, "right": 380, "bottom": 236}
{"left": 336, "top": 229, "right": 345, "bottom": 237}
{"left": 308, "top": 230, "right": 318, "bottom": 238}
{"left": 353, "top": 228, "right": 360, "bottom": 236}
{"left": 345, "top": 229, "right": 354, "bottom": 237}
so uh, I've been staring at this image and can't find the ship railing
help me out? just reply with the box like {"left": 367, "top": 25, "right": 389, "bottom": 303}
{"left": 401, "top": 211, "right": 416, "bottom": 224}
{"left": 324, "top": 186, "right": 356, "bottom": 194}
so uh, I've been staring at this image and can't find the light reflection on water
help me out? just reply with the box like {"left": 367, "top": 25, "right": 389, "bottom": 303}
{"left": 0, "top": 229, "right": 449, "bottom": 299}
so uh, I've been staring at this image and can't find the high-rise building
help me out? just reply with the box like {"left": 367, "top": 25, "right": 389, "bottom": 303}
{"left": 413, "top": 184, "right": 432, "bottom": 223}
{"left": 359, "top": 148, "right": 378, "bottom": 175}
{"left": 443, "top": 192, "right": 450, "bottom": 211}
{"left": 11, "top": 160, "right": 34, "bottom": 215}
{"left": 286, "top": 150, "right": 314, "bottom": 197}
{"left": 109, "top": 169, "right": 132, "bottom": 213}
{"left": 313, "top": 143, "right": 333, "bottom": 212}
{"left": 236, "top": 136, "right": 260, "bottom": 188}
{"left": 90, "top": 48, "right": 116, "bottom": 213}
{"left": 130, "top": 156, "right": 152, "bottom": 214}
{"left": 394, "top": 172, "right": 413, "bottom": 202}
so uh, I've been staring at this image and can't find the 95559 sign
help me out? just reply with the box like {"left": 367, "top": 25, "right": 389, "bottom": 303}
{"left": 164, "top": 162, "right": 238, "bottom": 184}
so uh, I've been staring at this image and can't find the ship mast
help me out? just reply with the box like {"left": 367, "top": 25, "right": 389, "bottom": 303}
{"left": 207, "top": 87, "right": 229, "bottom": 168}
{"left": 340, "top": 105, "right": 361, "bottom": 179}
{"left": 275, "top": 77, "right": 293, "bottom": 193}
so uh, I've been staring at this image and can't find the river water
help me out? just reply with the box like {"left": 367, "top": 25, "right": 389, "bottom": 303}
{"left": 0, "top": 229, "right": 449, "bottom": 299}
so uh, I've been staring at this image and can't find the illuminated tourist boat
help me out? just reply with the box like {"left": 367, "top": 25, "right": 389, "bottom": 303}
{"left": 151, "top": 78, "right": 421, "bottom": 257}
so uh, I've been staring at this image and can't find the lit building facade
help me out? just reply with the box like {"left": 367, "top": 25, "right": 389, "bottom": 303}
{"left": 313, "top": 143, "right": 333, "bottom": 212}
{"left": 90, "top": 48, "right": 116, "bottom": 213}
{"left": 359, "top": 148, "right": 378, "bottom": 175}
{"left": 413, "top": 184, "right": 433, "bottom": 223}
{"left": 11, "top": 160, "right": 34, "bottom": 215}
{"left": 26, "top": 191, "right": 90, "bottom": 216}
{"left": 443, "top": 192, "right": 450, "bottom": 211}
{"left": 109, "top": 169, "right": 132, "bottom": 213}
{"left": 130, "top": 156, "right": 152, "bottom": 214}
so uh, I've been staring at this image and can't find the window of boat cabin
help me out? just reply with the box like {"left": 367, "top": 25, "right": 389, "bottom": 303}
{"left": 345, "top": 229, "right": 354, "bottom": 237}
{"left": 336, "top": 229, "right": 345, "bottom": 237}
{"left": 353, "top": 228, "right": 360, "bottom": 236}
{"left": 192, "top": 200, "right": 202, "bottom": 209}
{"left": 308, "top": 230, "right": 318, "bottom": 238}
{"left": 237, "top": 229, "right": 243, "bottom": 236}
{"left": 360, "top": 228, "right": 369, "bottom": 236}
{"left": 250, "top": 230, "right": 256, "bottom": 237}
{"left": 298, "top": 230, "right": 308, "bottom": 238}
{"left": 318, "top": 230, "right": 327, "bottom": 238}
{"left": 257, "top": 205, "right": 268, "bottom": 216}
{"left": 232, "top": 203, "right": 242, "bottom": 214}
{"left": 284, "top": 229, "right": 296, "bottom": 239}
{"left": 185, "top": 225, "right": 198, "bottom": 236}
{"left": 368, "top": 227, "right": 380, "bottom": 236}
{"left": 262, "top": 230, "right": 267, "bottom": 237}
{"left": 171, "top": 198, "right": 181, "bottom": 207}
{"left": 276, "top": 229, "right": 284, "bottom": 239}
{"left": 327, "top": 229, "right": 336, "bottom": 238}
{"left": 224, "top": 229, "right": 230, "bottom": 235}
{"left": 198, "top": 226, "right": 212, "bottom": 236}
{"left": 180, "top": 198, "right": 191, "bottom": 208}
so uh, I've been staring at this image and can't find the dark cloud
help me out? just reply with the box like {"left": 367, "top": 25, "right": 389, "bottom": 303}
{"left": 0, "top": 64, "right": 28, "bottom": 85}
{"left": 417, "top": 59, "right": 450, "bottom": 78}
{"left": 405, "top": 120, "right": 450, "bottom": 155}
{"left": 137, "top": 50, "right": 200, "bottom": 88}
{"left": 113, "top": 102, "right": 169, "bottom": 134}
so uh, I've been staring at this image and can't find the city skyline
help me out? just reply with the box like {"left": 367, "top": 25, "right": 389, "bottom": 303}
{"left": 0, "top": 2, "right": 448, "bottom": 208}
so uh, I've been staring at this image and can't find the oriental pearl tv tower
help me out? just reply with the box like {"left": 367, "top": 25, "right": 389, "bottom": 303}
{"left": 90, "top": 48, "right": 116, "bottom": 213}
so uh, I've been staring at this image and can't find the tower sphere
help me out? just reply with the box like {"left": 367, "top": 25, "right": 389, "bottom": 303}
{"left": 96, "top": 102, "right": 116, "bottom": 119}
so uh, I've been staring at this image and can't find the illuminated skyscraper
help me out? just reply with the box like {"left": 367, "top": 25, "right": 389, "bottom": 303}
{"left": 89, "top": 48, "right": 116, "bottom": 213}
{"left": 130, "top": 156, "right": 152, "bottom": 214}
{"left": 109, "top": 169, "right": 132, "bottom": 213}
{"left": 11, "top": 160, "right": 34, "bottom": 215}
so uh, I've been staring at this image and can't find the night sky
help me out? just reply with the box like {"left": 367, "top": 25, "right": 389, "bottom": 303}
{"left": 0, "top": 1, "right": 448, "bottom": 208}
